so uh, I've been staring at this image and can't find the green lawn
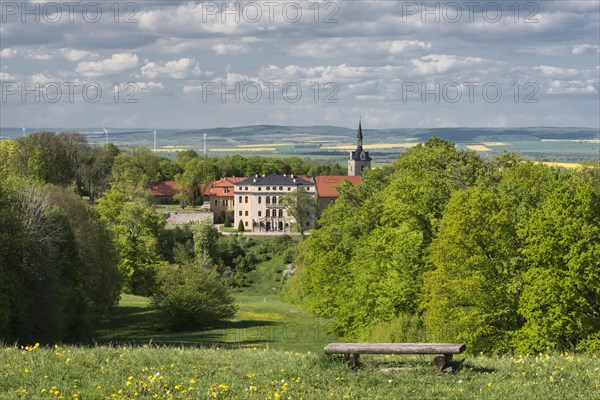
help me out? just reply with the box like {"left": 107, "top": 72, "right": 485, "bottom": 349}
{"left": 2, "top": 345, "right": 599, "bottom": 399}
{"left": 96, "top": 292, "right": 333, "bottom": 353}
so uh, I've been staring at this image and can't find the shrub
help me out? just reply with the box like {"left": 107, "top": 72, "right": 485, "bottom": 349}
{"left": 237, "top": 219, "right": 245, "bottom": 232}
{"left": 224, "top": 212, "right": 232, "bottom": 227}
{"left": 359, "top": 313, "right": 425, "bottom": 343}
{"left": 152, "top": 257, "right": 237, "bottom": 331}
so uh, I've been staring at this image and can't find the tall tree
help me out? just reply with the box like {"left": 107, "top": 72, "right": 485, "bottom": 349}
{"left": 280, "top": 187, "right": 317, "bottom": 236}
{"left": 517, "top": 168, "right": 600, "bottom": 353}
{"left": 174, "top": 158, "right": 217, "bottom": 207}
{"left": 98, "top": 187, "right": 166, "bottom": 295}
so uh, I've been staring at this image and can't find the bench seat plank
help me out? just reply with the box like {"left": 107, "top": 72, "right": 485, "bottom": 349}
{"left": 324, "top": 343, "right": 466, "bottom": 355}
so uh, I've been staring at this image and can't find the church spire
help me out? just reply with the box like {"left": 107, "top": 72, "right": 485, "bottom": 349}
{"left": 357, "top": 119, "right": 363, "bottom": 149}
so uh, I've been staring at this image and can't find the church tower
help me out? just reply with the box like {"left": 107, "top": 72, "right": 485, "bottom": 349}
{"left": 348, "top": 120, "right": 372, "bottom": 176}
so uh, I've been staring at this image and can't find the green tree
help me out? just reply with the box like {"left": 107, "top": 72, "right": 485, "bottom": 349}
{"left": 237, "top": 219, "right": 245, "bottom": 232}
{"left": 291, "top": 138, "right": 484, "bottom": 340}
{"left": 152, "top": 257, "right": 237, "bottom": 331}
{"left": 78, "top": 144, "right": 117, "bottom": 202}
{"left": 174, "top": 158, "right": 217, "bottom": 207}
{"left": 111, "top": 147, "right": 161, "bottom": 189}
{"left": 280, "top": 188, "right": 316, "bottom": 236}
{"left": 516, "top": 169, "right": 600, "bottom": 353}
{"left": 98, "top": 187, "right": 165, "bottom": 295}
{"left": 193, "top": 219, "right": 220, "bottom": 263}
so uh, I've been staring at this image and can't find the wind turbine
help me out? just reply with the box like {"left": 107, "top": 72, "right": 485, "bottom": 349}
{"left": 103, "top": 128, "right": 109, "bottom": 144}
{"left": 153, "top": 130, "right": 157, "bottom": 152}
{"left": 22, "top": 126, "right": 26, "bottom": 136}
{"left": 203, "top": 132, "right": 207, "bottom": 156}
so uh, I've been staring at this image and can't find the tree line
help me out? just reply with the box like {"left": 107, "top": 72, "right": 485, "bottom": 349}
{"left": 287, "top": 137, "right": 600, "bottom": 355}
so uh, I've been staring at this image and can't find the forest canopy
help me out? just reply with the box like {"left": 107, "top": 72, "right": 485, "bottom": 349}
{"left": 287, "top": 137, "right": 600, "bottom": 355}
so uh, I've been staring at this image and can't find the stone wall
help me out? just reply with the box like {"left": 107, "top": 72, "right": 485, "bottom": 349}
{"left": 164, "top": 211, "right": 214, "bottom": 225}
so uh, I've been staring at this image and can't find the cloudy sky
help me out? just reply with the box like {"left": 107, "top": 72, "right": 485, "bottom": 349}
{"left": 1, "top": 0, "right": 599, "bottom": 129}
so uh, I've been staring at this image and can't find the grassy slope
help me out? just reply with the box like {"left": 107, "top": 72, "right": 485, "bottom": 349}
{"left": 2, "top": 346, "right": 599, "bottom": 399}
{"left": 96, "top": 249, "right": 333, "bottom": 353}
{"left": 3, "top": 241, "right": 599, "bottom": 398}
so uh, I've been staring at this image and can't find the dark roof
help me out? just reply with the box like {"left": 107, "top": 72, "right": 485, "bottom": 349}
{"left": 236, "top": 173, "right": 314, "bottom": 186}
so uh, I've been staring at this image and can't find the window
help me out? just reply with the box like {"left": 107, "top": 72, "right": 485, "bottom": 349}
{"left": 288, "top": 187, "right": 291, "bottom": 191}
{"left": 245, "top": 221, "right": 248, "bottom": 226}
{"left": 214, "top": 200, "right": 217, "bottom": 206}
{"left": 258, "top": 187, "right": 262, "bottom": 191}
{"left": 222, "top": 200, "right": 227, "bottom": 206}
{"left": 306, "top": 222, "right": 310, "bottom": 227}
{"left": 266, "top": 196, "right": 270, "bottom": 204}
{"left": 278, "top": 209, "right": 283, "bottom": 217}
{"left": 245, "top": 211, "right": 248, "bottom": 216}
{"left": 272, "top": 196, "right": 277, "bottom": 204}
{"left": 239, "top": 211, "right": 242, "bottom": 216}
{"left": 258, "top": 197, "right": 262, "bottom": 204}
{"left": 258, "top": 211, "right": 262, "bottom": 217}
{"left": 279, "top": 186, "right": 283, "bottom": 190}
{"left": 266, "top": 186, "right": 270, "bottom": 191}
{"left": 238, "top": 187, "right": 242, "bottom": 191}
{"left": 238, "top": 196, "right": 242, "bottom": 203}
{"left": 266, "top": 210, "right": 270, "bottom": 217}
{"left": 245, "top": 187, "right": 248, "bottom": 190}
{"left": 224, "top": 188, "right": 228, "bottom": 194}
{"left": 244, "top": 196, "right": 248, "bottom": 203}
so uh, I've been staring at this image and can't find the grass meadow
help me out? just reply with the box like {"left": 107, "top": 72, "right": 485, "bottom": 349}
{"left": 2, "top": 344, "right": 599, "bottom": 399}
{"left": 2, "top": 240, "right": 599, "bottom": 398}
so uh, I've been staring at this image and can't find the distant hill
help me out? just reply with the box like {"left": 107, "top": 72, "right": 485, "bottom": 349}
{"left": 1, "top": 125, "right": 598, "bottom": 163}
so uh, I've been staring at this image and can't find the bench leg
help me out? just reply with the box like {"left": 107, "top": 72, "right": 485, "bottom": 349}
{"left": 348, "top": 353, "right": 360, "bottom": 369}
{"left": 433, "top": 354, "right": 453, "bottom": 371}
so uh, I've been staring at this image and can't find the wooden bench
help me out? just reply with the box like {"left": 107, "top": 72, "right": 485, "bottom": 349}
{"left": 324, "top": 343, "right": 466, "bottom": 370}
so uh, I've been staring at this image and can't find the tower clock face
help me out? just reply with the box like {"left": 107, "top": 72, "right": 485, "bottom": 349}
{"left": 360, "top": 151, "right": 366, "bottom": 160}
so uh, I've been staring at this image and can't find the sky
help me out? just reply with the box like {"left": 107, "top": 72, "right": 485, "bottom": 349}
{"left": 1, "top": 0, "right": 599, "bottom": 129}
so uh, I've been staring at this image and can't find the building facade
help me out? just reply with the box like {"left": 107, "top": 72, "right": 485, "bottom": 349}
{"left": 204, "top": 177, "right": 246, "bottom": 222}
{"left": 233, "top": 174, "right": 316, "bottom": 232}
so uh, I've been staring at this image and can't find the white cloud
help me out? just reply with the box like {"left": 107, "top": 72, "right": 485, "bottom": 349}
{"left": 29, "top": 73, "right": 56, "bottom": 84}
{"left": 76, "top": 53, "right": 139, "bottom": 77}
{"left": 388, "top": 40, "right": 431, "bottom": 54}
{"left": 410, "top": 54, "right": 485, "bottom": 76}
{"left": 291, "top": 38, "right": 431, "bottom": 58}
{"left": 572, "top": 44, "right": 600, "bottom": 55}
{"left": 62, "top": 49, "right": 94, "bottom": 61}
{"left": 135, "top": 81, "right": 165, "bottom": 91}
{"left": 0, "top": 48, "right": 18, "bottom": 58}
{"left": 141, "top": 58, "right": 200, "bottom": 79}
{"left": 212, "top": 43, "right": 250, "bottom": 55}
{"left": 0, "top": 72, "right": 17, "bottom": 80}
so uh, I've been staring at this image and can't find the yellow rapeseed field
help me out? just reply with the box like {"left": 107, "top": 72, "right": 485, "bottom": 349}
{"left": 466, "top": 145, "right": 492, "bottom": 152}
{"left": 322, "top": 143, "right": 419, "bottom": 150}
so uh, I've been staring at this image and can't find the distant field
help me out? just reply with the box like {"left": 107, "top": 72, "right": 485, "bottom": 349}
{"left": 2, "top": 126, "right": 598, "bottom": 163}
{"left": 465, "top": 145, "right": 492, "bottom": 152}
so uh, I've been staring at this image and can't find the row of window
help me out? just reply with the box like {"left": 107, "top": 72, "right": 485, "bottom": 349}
{"left": 214, "top": 199, "right": 230, "bottom": 207}
{"left": 236, "top": 186, "right": 312, "bottom": 192}
{"left": 238, "top": 210, "right": 285, "bottom": 218}
{"left": 237, "top": 196, "right": 285, "bottom": 204}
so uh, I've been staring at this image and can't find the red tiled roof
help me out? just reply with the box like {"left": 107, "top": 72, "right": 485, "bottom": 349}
{"left": 149, "top": 181, "right": 179, "bottom": 197}
{"left": 314, "top": 176, "right": 362, "bottom": 198}
{"left": 204, "top": 177, "right": 247, "bottom": 196}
